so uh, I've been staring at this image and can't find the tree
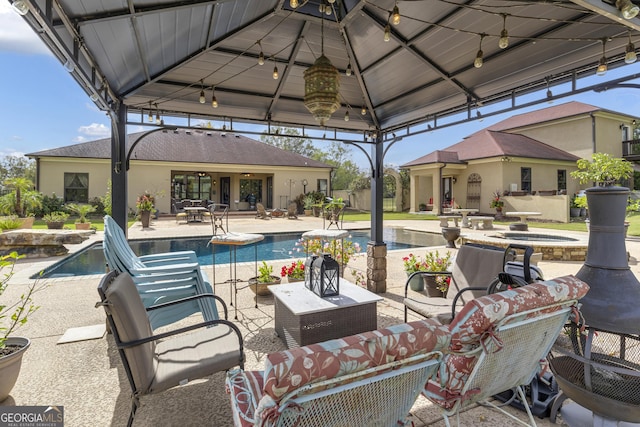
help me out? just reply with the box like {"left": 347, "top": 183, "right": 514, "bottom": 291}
{"left": 0, "top": 177, "right": 41, "bottom": 217}
{"left": 260, "top": 127, "right": 316, "bottom": 157}
{"left": 0, "top": 155, "right": 36, "bottom": 184}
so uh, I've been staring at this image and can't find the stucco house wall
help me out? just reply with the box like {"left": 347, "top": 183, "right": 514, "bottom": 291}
{"left": 37, "top": 158, "right": 111, "bottom": 202}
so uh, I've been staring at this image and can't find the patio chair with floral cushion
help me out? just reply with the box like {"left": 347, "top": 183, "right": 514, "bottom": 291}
{"left": 423, "top": 275, "right": 589, "bottom": 427}
{"left": 97, "top": 270, "right": 244, "bottom": 427}
{"left": 227, "top": 319, "right": 449, "bottom": 426}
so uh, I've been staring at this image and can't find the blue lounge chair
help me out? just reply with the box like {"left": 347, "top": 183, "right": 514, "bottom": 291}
{"left": 103, "top": 215, "right": 218, "bottom": 329}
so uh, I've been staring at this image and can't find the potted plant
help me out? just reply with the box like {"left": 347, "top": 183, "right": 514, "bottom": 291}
{"left": 248, "top": 261, "right": 281, "bottom": 296}
{"left": 280, "top": 259, "right": 305, "bottom": 283}
{"left": 569, "top": 195, "right": 581, "bottom": 218}
{"left": 489, "top": 190, "right": 504, "bottom": 216}
{"left": 574, "top": 194, "right": 588, "bottom": 217}
{"left": 402, "top": 250, "right": 452, "bottom": 296}
{"left": 66, "top": 203, "right": 97, "bottom": 230}
{"left": 0, "top": 252, "right": 41, "bottom": 402}
{"left": 570, "top": 152, "right": 633, "bottom": 187}
{"left": 0, "top": 216, "right": 22, "bottom": 232}
{"left": 136, "top": 193, "right": 155, "bottom": 228}
{"left": 303, "top": 194, "right": 315, "bottom": 216}
{"left": 42, "top": 211, "right": 69, "bottom": 229}
{"left": 418, "top": 203, "right": 427, "bottom": 211}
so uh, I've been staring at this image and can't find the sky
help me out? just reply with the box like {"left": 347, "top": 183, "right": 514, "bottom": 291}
{"left": 4, "top": 2, "right": 640, "bottom": 168}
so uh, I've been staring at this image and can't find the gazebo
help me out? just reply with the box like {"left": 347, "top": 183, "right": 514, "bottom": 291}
{"left": 11, "top": 0, "right": 640, "bottom": 291}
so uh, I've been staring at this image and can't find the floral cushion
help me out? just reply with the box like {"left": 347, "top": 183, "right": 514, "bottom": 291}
{"left": 262, "top": 319, "right": 450, "bottom": 402}
{"left": 425, "top": 275, "right": 589, "bottom": 411}
{"left": 226, "top": 370, "right": 265, "bottom": 427}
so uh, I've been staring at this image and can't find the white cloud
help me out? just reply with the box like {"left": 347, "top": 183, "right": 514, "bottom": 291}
{"left": 0, "top": 3, "right": 51, "bottom": 55}
{"left": 72, "top": 136, "right": 87, "bottom": 143}
{"left": 77, "top": 123, "right": 110, "bottom": 138}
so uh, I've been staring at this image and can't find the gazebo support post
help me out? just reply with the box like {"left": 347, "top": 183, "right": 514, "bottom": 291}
{"left": 111, "top": 104, "right": 128, "bottom": 236}
{"left": 367, "top": 134, "right": 387, "bottom": 293}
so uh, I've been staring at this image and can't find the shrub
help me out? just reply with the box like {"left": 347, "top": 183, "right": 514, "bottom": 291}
{"left": 0, "top": 216, "right": 22, "bottom": 231}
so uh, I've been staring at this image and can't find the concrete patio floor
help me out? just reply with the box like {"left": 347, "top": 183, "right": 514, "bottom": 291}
{"left": 3, "top": 215, "right": 639, "bottom": 426}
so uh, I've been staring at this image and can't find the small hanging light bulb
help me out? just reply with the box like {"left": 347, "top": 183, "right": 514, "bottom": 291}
{"left": 384, "top": 23, "right": 391, "bottom": 42}
{"left": 392, "top": 3, "right": 401, "bottom": 26}
{"left": 546, "top": 78, "right": 553, "bottom": 103}
{"left": 361, "top": 105, "right": 367, "bottom": 115}
{"left": 148, "top": 102, "right": 154, "bottom": 122}
{"left": 290, "top": 0, "right": 299, "bottom": 8}
{"left": 199, "top": 80, "right": 206, "bottom": 104}
{"left": 327, "top": 0, "right": 335, "bottom": 3}
{"left": 319, "top": 3, "right": 325, "bottom": 13}
{"left": 617, "top": 0, "right": 640, "bottom": 19}
{"left": 474, "top": 34, "right": 485, "bottom": 68}
{"left": 257, "top": 40, "right": 265, "bottom": 65}
{"left": 626, "top": 33, "right": 637, "bottom": 64}
{"left": 346, "top": 63, "right": 352, "bottom": 76}
{"left": 344, "top": 110, "right": 350, "bottom": 121}
{"left": 155, "top": 103, "right": 161, "bottom": 125}
{"left": 498, "top": 14, "right": 509, "bottom": 49}
{"left": 211, "top": 86, "right": 218, "bottom": 108}
{"left": 273, "top": 64, "right": 279, "bottom": 80}
{"left": 597, "top": 38, "right": 608, "bottom": 76}
{"left": 325, "top": 4, "right": 332, "bottom": 15}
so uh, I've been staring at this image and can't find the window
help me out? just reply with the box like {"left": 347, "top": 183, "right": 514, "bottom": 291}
{"left": 521, "top": 167, "right": 531, "bottom": 193}
{"left": 240, "top": 179, "right": 262, "bottom": 203}
{"left": 172, "top": 173, "right": 211, "bottom": 201}
{"left": 317, "top": 179, "right": 328, "bottom": 195}
{"left": 64, "top": 173, "right": 88, "bottom": 202}
{"left": 557, "top": 169, "right": 566, "bottom": 191}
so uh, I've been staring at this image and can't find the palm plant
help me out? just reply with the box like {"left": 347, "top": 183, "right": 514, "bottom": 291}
{"left": 0, "top": 178, "right": 42, "bottom": 218}
{"left": 66, "top": 203, "right": 96, "bottom": 223}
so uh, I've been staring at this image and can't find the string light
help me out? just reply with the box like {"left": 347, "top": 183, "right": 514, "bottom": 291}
{"left": 148, "top": 102, "right": 154, "bottom": 122}
{"left": 384, "top": 24, "right": 391, "bottom": 42}
{"left": 474, "top": 34, "right": 485, "bottom": 68}
{"left": 257, "top": 40, "right": 265, "bottom": 65}
{"left": 361, "top": 105, "right": 367, "bottom": 115}
{"left": 211, "top": 86, "right": 218, "bottom": 108}
{"left": 199, "top": 80, "right": 205, "bottom": 104}
{"left": 546, "top": 77, "right": 553, "bottom": 103}
{"left": 346, "top": 63, "right": 352, "bottom": 76}
{"left": 391, "top": 3, "right": 401, "bottom": 26}
{"left": 498, "top": 14, "right": 509, "bottom": 49}
{"left": 597, "top": 38, "right": 608, "bottom": 76}
{"left": 344, "top": 110, "right": 350, "bottom": 121}
{"left": 154, "top": 103, "right": 161, "bottom": 125}
{"left": 273, "top": 64, "right": 279, "bottom": 79}
{"left": 290, "top": 0, "right": 298, "bottom": 8}
{"left": 625, "top": 32, "right": 637, "bottom": 64}
{"left": 617, "top": 0, "right": 640, "bottom": 19}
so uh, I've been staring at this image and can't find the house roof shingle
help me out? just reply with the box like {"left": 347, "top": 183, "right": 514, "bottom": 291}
{"left": 402, "top": 130, "right": 580, "bottom": 167}
{"left": 486, "top": 101, "right": 632, "bottom": 132}
{"left": 27, "top": 131, "right": 332, "bottom": 169}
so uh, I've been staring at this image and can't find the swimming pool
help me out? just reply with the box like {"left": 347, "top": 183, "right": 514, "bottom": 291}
{"left": 38, "top": 228, "right": 444, "bottom": 278}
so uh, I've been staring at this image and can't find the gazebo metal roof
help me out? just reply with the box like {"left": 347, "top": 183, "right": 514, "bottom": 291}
{"left": 14, "top": 0, "right": 640, "bottom": 139}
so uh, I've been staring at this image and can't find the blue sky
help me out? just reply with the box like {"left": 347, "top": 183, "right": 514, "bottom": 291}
{"left": 3, "top": 2, "right": 640, "bottom": 167}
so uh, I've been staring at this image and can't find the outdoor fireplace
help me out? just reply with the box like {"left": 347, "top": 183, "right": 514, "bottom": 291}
{"left": 549, "top": 186, "right": 640, "bottom": 426}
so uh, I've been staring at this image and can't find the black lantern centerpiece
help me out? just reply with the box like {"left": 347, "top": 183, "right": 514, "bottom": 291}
{"left": 304, "top": 255, "right": 318, "bottom": 291}
{"left": 310, "top": 253, "right": 340, "bottom": 297}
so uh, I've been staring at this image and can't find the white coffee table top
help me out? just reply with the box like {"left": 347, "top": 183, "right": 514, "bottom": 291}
{"left": 270, "top": 280, "right": 382, "bottom": 315}
{"left": 301, "top": 229, "right": 349, "bottom": 240}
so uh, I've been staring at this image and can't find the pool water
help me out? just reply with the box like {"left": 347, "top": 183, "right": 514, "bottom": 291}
{"left": 38, "top": 228, "right": 444, "bottom": 278}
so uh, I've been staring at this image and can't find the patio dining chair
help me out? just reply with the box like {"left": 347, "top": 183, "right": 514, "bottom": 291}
{"left": 286, "top": 201, "right": 298, "bottom": 219}
{"left": 423, "top": 275, "right": 589, "bottom": 427}
{"left": 208, "top": 202, "right": 229, "bottom": 235}
{"left": 97, "top": 270, "right": 244, "bottom": 427}
{"left": 103, "top": 215, "right": 218, "bottom": 329}
{"left": 323, "top": 202, "right": 345, "bottom": 229}
{"left": 172, "top": 200, "right": 188, "bottom": 223}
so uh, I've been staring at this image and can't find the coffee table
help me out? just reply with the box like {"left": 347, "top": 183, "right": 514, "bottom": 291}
{"left": 270, "top": 279, "right": 383, "bottom": 348}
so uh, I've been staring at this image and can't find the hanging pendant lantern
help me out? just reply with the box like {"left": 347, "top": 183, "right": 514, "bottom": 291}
{"left": 311, "top": 253, "right": 340, "bottom": 297}
{"left": 304, "top": 55, "right": 340, "bottom": 126}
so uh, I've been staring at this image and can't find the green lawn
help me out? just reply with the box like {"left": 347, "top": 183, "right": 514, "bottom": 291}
{"left": 343, "top": 210, "right": 640, "bottom": 237}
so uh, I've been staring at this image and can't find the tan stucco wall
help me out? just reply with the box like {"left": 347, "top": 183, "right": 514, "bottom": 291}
{"left": 37, "top": 158, "right": 111, "bottom": 201}
{"left": 37, "top": 158, "right": 330, "bottom": 214}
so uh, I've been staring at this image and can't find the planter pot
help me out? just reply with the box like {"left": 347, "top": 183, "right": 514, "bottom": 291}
{"left": 18, "top": 217, "right": 34, "bottom": 229}
{"left": 46, "top": 221, "right": 65, "bottom": 229}
{"left": 407, "top": 273, "right": 424, "bottom": 291}
{"left": 140, "top": 210, "right": 151, "bottom": 228}
{"left": 304, "top": 209, "right": 312, "bottom": 216}
{"left": 580, "top": 207, "right": 587, "bottom": 217}
{"left": 423, "top": 275, "right": 446, "bottom": 298}
{"left": 441, "top": 227, "right": 460, "bottom": 249}
{"left": 75, "top": 222, "right": 91, "bottom": 230}
{"left": 248, "top": 276, "right": 281, "bottom": 296}
{"left": 0, "top": 337, "right": 30, "bottom": 402}
{"left": 287, "top": 277, "right": 304, "bottom": 283}
{"left": 570, "top": 207, "right": 581, "bottom": 218}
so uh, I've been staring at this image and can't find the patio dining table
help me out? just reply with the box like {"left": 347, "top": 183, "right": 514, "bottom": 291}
{"left": 451, "top": 208, "right": 479, "bottom": 228}
{"left": 183, "top": 206, "right": 206, "bottom": 222}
